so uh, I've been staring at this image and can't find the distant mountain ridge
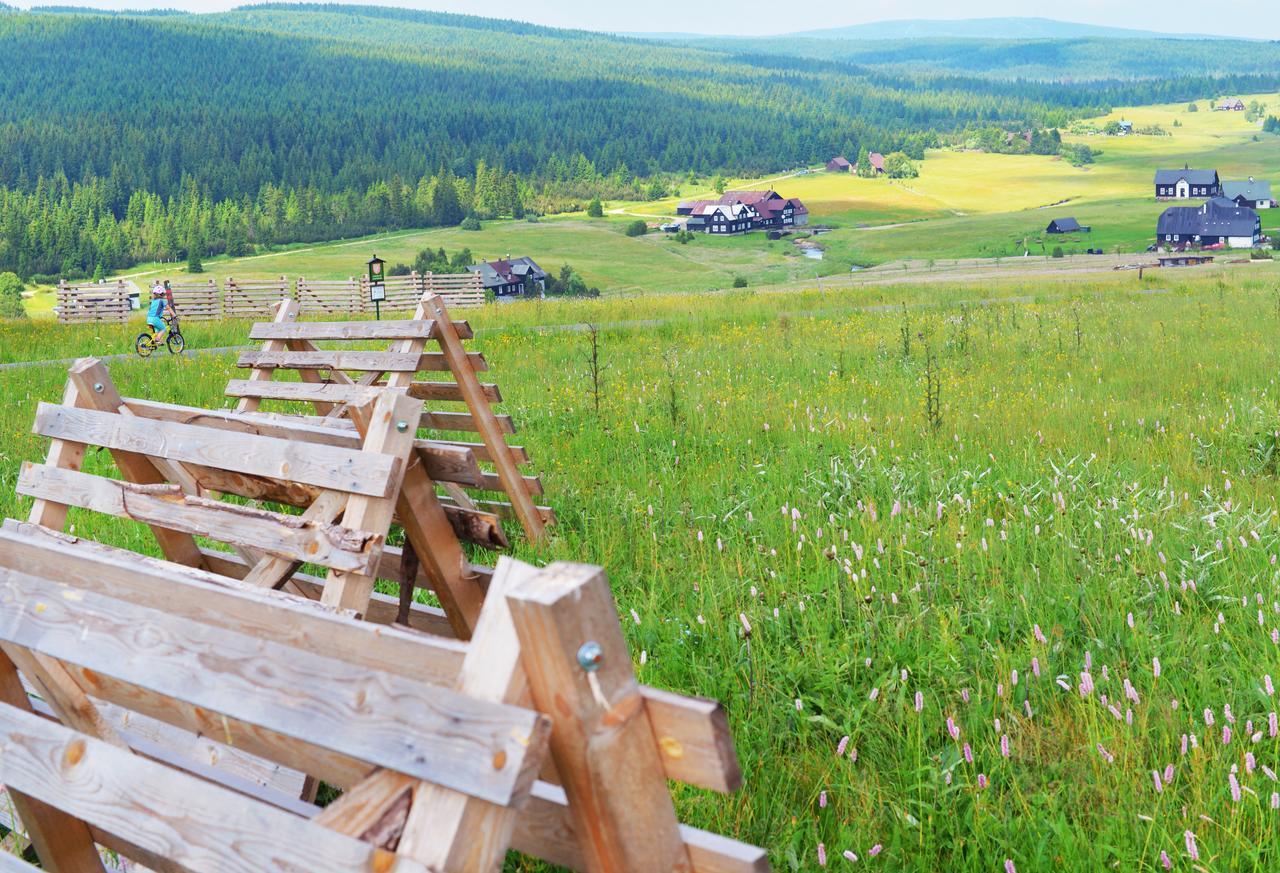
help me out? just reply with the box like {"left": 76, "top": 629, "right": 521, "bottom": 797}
{"left": 732, "top": 17, "right": 1225, "bottom": 41}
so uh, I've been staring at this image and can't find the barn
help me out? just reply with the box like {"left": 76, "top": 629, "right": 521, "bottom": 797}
{"left": 1046, "top": 217, "right": 1090, "bottom": 234}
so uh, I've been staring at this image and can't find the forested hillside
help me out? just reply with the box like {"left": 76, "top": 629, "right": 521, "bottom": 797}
{"left": 1, "top": 3, "right": 1278, "bottom": 280}
{"left": 673, "top": 35, "right": 1280, "bottom": 82}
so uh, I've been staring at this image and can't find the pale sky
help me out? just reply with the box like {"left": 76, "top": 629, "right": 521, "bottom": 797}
{"left": 11, "top": 0, "right": 1278, "bottom": 40}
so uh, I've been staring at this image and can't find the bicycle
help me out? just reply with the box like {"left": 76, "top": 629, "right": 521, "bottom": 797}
{"left": 135, "top": 313, "right": 185, "bottom": 357}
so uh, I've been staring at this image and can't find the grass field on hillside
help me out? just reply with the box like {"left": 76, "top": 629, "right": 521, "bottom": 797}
{"left": 5, "top": 270, "right": 1280, "bottom": 868}
{"left": 33, "top": 90, "right": 1272, "bottom": 314}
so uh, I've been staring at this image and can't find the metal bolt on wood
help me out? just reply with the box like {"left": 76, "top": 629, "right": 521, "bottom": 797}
{"left": 396, "top": 421, "right": 409, "bottom": 432}
{"left": 577, "top": 641, "right": 603, "bottom": 672}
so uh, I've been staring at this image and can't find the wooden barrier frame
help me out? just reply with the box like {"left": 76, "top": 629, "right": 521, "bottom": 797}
{"left": 55, "top": 280, "right": 132, "bottom": 324}
{"left": 4, "top": 362, "right": 769, "bottom": 872}
{"left": 229, "top": 293, "right": 548, "bottom": 547}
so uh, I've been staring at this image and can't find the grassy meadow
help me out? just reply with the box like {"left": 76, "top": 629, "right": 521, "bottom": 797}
{"left": 4, "top": 268, "right": 1280, "bottom": 869}
{"left": 16, "top": 91, "right": 1272, "bottom": 316}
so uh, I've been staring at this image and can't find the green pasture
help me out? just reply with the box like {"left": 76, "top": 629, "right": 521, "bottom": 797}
{"left": 4, "top": 269, "right": 1280, "bottom": 868}
{"left": 22, "top": 89, "right": 1270, "bottom": 315}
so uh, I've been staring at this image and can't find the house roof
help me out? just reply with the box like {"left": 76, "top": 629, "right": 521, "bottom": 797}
{"left": 1157, "top": 199, "right": 1259, "bottom": 238}
{"left": 1223, "top": 179, "right": 1273, "bottom": 202}
{"left": 1154, "top": 167, "right": 1219, "bottom": 186}
{"left": 827, "top": 156, "right": 851, "bottom": 168}
{"left": 1048, "top": 217, "right": 1082, "bottom": 232}
{"left": 868, "top": 152, "right": 885, "bottom": 170}
{"left": 467, "top": 256, "right": 547, "bottom": 288}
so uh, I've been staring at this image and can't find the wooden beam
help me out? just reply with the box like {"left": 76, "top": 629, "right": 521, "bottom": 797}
{"left": 34, "top": 402, "right": 399, "bottom": 499}
{"left": 236, "top": 298, "right": 297, "bottom": 414}
{"left": 421, "top": 409, "right": 516, "bottom": 434}
{"left": 513, "top": 782, "right": 771, "bottom": 873}
{"left": 237, "top": 350, "right": 425, "bottom": 373}
{"left": 321, "top": 391, "right": 420, "bottom": 612}
{"left": 17, "top": 463, "right": 381, "bottom": 575}
{"left": 0, "top": 651, "right": 105, "bottom": 873}
{"left": 506, "top": 561, "right": 690, "bottom": 872}
{"left": 407, "top": 379, "right": 501, "bottom": 404}
{"left": 0, "top": 524, "right": 468, "bottom": 686}
{"left": 249, "top": 319, "right": 458, "bottom": 341}
{"left": 0, "top": 704, "right": 429, "bottom": 873}
{"left": 398, "top": 558, "right": 541, "bottom": 868}
{"left": 27, "top": 363, "right": 89, "bottom": 532}
{"left": 0, "top": 562, "right": 546, "bottom": 806}
{"left": 62, "top": 360, "right": 207, "bottom": 569}
{"left": 424, "top": 294, "right": 545, "bottom": 543}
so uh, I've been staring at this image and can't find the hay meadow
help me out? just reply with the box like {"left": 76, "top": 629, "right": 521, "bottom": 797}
{"left": 5, "top": 267, "right": 1280, "bottom": 869}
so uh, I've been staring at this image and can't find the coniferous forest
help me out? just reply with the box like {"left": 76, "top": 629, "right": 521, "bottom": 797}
{"left": 2, "top": 3, "right": 1279, "bottom": 280}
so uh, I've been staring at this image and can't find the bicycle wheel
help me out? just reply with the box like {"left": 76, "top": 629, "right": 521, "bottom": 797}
{"left": 167, "top": 330, "right": 185, "bottom": 355}
{"left": 135, "top": 333, "right": 155, "bottom": 358}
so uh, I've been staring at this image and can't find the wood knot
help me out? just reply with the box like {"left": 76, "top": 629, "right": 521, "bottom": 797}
{"left": 492, "top": 750, "right": 507, "bottom": 771}
{"left": 61, "top": 738, "right": 87, "bottom": 770}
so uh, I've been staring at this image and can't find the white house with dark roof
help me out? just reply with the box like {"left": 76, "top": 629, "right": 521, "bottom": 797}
{"left": 1154, "top": 166, "right": 1222, "bottom": 200}
{"left": 1222, "top": 177, "right": 1273, "bottom": 210}
{"left": 467, "top": 256, "right": 548, "bottom": 298}
{"left": 1156, "top": 197, "right": 1260, "bottom": 249}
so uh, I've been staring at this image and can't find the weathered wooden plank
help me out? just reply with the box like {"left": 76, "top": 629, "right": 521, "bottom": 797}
{"left": 420, "top": 350, "right": 488, "bottom": 372}
{"left": 249, "top": 319, "right": 470, "bottom": 341}
{"left": 507, "top": 561, "right": 690, "bottom": 871}
{"left": 421, "top": 409, "right": 516, "bottom": 434}
{"left": 27, "top": 365, "right": 89, "bottom": 532}
{"left": 399, "top": 558, "right": 540, "bottom": 868}
{"left": 407, "top": 379, "right": 501, "bottom": 403}
{"left": 0, "top": 651, "right": 106, "bottom": 873}
{"left": 195, "top": 545, "right": 459, "bottom": 637}
{"left": 126, "top": 397, "right": 491, "bottom": 490}
{"left": 439, "top": 493, "right": 557, "bottom": 525}
{"left": 34, "top": 402, "right": 398, "bottom": 499}
{"left": 0, "top": 524, "right": 467, "bottom": 685}
{"left": 225, "top": 379, "right": 383, "bottom": 405}
{"left": 236, "top": 298, "right": 296, "bottom": 414}
{"left": 641, "top": 687, "right": 744, "bottom": 794}
{"left": 514, "top": 782, "right": 772, "bottom": 873}
{"left": 16, "top": 463, "right": 382, "bottom": 575}
{"left": 237, "top": 350, "right": 423, "bottom": 373}
{"left": 478, "top": 470, "right": 544, "bottom": 496}
{"left": 321, "top": 392, "right": 421, "bottom": 612}
{"left": 441, "top": 440, "right": 531, "bottom": 466}
{"left": 443, "top": 503, "right": 510, "bottom": 550}
{"left": 425, "top": 294, "right": 545, "bottom": 543}
{"left": 312, "top": 769, "right": 416, "bottom": 847}
{"left": 63, "top": 361, "right": 209, "bottom": 571}
{"left": 0, "top": 704, "right": 428, "bottom": 873}
{"left": 0, "top": 564, "right": 547, "bottom": 806}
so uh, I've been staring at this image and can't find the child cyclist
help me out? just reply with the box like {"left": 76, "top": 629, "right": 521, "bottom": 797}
{"left": 146, "top": 281, "right": 175, "bottom": 339}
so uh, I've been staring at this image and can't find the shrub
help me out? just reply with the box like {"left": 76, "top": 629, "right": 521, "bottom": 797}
{"left": 460, "top": 215, "right": 482, "bottom": 231}
{"left": 586, "top": 198, "right": 603, "bottom": 218}
{"left": 884, "top": 151, "right": 918, "bottom": 179}
{"left": 0, "top": 272, "right": 27, "bottom": 319}
{"left": 624, "top": 220, "right": 648, "bottom": 237}
{"left": 1052, "top": 246, "right": 1065, "bottom": 259}
{"left": 732, "top": 276, "right": 748, "bottom": 288}
{"left": 1187, "top": 102, "right": 1199, "bottom": 112}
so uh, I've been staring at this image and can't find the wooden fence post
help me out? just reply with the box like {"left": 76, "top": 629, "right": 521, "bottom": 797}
{"left": 506, "top": 562, "right": 691, "bottom": 873}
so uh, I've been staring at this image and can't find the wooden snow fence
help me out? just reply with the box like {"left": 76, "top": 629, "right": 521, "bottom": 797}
{"left": 229, "top": 292, "right": 550, "bottom": 555}
{"left": 55, "top": 280, "right": 133, "bottom": 324}
{"left": 223, "top": 275, "right": 291, "bottom": 319}
{"left": 167, "top": 279, "right": 222, "bottom": 321}
{"left": 0, "top": 360, "right": 771, "bottom": 872}
{"left": 367, "top": 271, "right": 487, "bottom": 311}
{"left": 296, "top": 276, "right": 367, "bottom": 316}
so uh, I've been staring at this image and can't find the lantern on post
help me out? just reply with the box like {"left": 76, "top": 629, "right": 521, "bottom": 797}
{"left": 367, "top": 254, "right": 386, "bottom": 320}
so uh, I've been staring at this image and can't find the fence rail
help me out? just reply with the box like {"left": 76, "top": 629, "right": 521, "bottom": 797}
{"left": 168, "top": 279, "right": 222, "bottom": 321}
{"left": 55, "top": 280, "right": 134, "bottom": 324}
{"left": 56, "top": 273, "right": 490, "bottom": 322}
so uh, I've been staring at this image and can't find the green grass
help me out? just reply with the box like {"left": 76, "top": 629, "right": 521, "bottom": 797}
{"left": 4, "top": 268, "right": 1280, "bottom": 868}
{"left": 17, "top": 90, "right": 1263, "bottom": 317}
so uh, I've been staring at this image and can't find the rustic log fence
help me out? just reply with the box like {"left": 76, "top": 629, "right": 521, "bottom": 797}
{"left": 0, "top": 301, "right": 768, "bottom": 872}
{"left": 223, "top": 275, "right": 292, "bottom": 319}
